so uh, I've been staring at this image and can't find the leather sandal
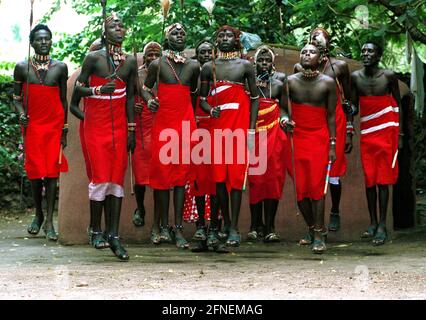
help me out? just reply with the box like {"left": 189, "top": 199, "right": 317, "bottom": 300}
{"left": 108, "top": 235, "right": 129, "bottom": 261}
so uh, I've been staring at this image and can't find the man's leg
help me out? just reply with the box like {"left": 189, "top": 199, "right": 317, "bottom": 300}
{"left": 88, "top": 199, "right": 109, "bottom": 249}
{"left": 373, "top": 184, "right": 389, "bottom": 245}
{"left": 248, "top": 202, "right": 262, "bottom": 240}
{"left": 154, "top": 189, "right": 172, "bottom": 243}
{"left": 363, "top": 186, "right": 378, "bottom": 238}
{"left": 264, "top": 199, "right": 279, "bottom": 242}
{"left": 132, "top": 184, "right": 146, "bottom": 227}
{"left": 27, "top": 179, "right": 44, "bottom": 235}
{"left": 226, "top": 188, "right": 242, "bottom": 246}
{"left": 311, "top": 197, "right": 327, "bottom": 253}
{"left": 106, "top": 195, "right": 129, "bottom": 260}
{"left": 328, "top": 177, "right": 342, "bottom": 231}
{"left": 194, "top": 195, "right": 207, "bottom": 241}
{"left": 173, "top": 185, "right": 189, "bottom": 249}
{"left": 216, "top": 183, "right": 230, "bottom": 240}
{"left": 43, "top": 177, "right": 58, "bottom": 240}
{"left": 298, "top": 198, "right": 315, "bottom": 245}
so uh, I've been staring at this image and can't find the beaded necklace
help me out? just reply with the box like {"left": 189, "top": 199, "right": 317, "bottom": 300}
{"left": 217, "top": 50, "right": 240, "bottom": 60}
{"left": 30, "top": 55, "right": 51, "bottom": 84}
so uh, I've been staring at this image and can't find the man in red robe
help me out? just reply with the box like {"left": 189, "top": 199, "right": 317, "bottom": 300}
{"left": 131, "top": 41, "right": 161, "bottom": 228}
{"left": 285, "top": 44, "right": 336, "bottom": 254}
{"left": 70, "top": 13, "right": 137, "bottom": 260}
{"left": 247, "top": 45, "right": 288, "bottom": 243}
{"left": 200, "top": 25, "right": 259, "bottom": 247}
{"left": 142, "top": 23, "right": 200, "bottom": 249}
{"left": 13, "top": 24, "right": 68, "bottom": 241}
{"left": 295, "top": 28, "right": 354, "bottom": 233}
{"left": 351, "top": 41, "right": 402, "bottom": 245}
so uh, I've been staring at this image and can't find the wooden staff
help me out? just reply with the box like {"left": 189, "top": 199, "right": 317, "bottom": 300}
{"left": 323, "top": 160, "right": 332, "bottom": 195}
{"left": 285, "top": 81, "right": 300, "bottom": 216}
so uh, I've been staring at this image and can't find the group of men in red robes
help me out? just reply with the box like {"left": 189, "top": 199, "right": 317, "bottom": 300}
{"left": 14, "top": 12, "right": 402, "bottom": 260}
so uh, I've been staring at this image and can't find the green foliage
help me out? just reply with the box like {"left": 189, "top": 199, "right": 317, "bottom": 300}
{"left": 46, "top": 0, "right": 426, "bottom": 70}
{"left": 0, "top": 76, "right": 31, "bottom": 209}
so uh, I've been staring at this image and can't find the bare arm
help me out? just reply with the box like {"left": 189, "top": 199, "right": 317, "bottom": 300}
{"left": 12, "top": 63, "right": 27, "bottom": 122}
{"left": 389, "top": 72, "right": 402, "bottom": 133}
{"left": 350, "top": 72, "right": 360, "bottom": 116}
{"left": 190, "top": 62, "right": 200, "bottom": 111}
{"left": 245, "top": 62, "right": 259, "bottom": 130}
{"left": 199, "top": 63, "right": 214, "bottom": 115}
{"left": 126, "top": 56, "right": 137, "bottom": 125}
{"left": 326, "top": 78, "right": 337, "bottom": 162}
{"left": 141, "top": 59, "right": 159, "bottom": 112}
{"left": 58, "top": 63, "right": 69, "bottom": 125}
{"left": 70, "top": 54, "right": 95, "bottom": 120}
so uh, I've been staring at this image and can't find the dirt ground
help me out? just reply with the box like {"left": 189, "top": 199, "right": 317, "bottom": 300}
{"left": 1, "top": 209, "right": 426, "bottom": 300}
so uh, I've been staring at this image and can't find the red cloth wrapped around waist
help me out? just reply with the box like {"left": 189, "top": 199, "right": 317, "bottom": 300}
{"left": 207, "top": 81, "right": 250, "bottom": 131}
{"left": 290, "top": 102, "right": 329, "bottom": 201}
{"left": 249, "top": 98, "right": 287, "bottom": 203}
{"left": 149, "top": 83, "right": 196, "bottom": 189}
{"left": 83, "top": 75, "right": 128, "bottom": 186}
{"left": 359, "top": 95, "right": 399, "bottom": 187}
{"left": 132, "top": 95, "right": 154, "bottom": 185}
{"left": 22, "top": 83, "right": 68, "bottom": 179}
{"left": 330, "top": 86, "right": 347, "bottom": 177}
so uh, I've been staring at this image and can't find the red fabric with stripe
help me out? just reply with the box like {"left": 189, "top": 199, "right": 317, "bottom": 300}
{"left": 359, "top": 95, "right": 399, "bottom": 187}
{"left": 83, "top": 75, "right": 128, "bottom": 186}
{"left": 289, "top": 102, "right": 329, "bottom": 201}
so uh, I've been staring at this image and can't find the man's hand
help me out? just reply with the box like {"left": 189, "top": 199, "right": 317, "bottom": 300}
{"left": 19, "top": 112, "right": 29, "bottom": 127}
{"left": 148, "top": 97, "right": 159, "bottom": 113}
{"left": 342, "top": 100, "right": 355, "bottom": 115}
{"left": 329, "top": 146, "right": 336, "bottom": 163}
{"left": 128, "top": 132, "right": 136, "bottom": 153}
{"left": 280, "top": 117, "right": 295, "bottom": 133}
{"left": 100, "top": 81, "right": 116, "bottom": 94}
{"left": 135, "top": 102, "right": 143, "bottom": 114}
{"left": 344, "top": 133, "right": 353, "bottom": 153}
{"left": 210, "top": 106, "right": 221, "bottom": 118}
{"left": 61, "top": 130, "right": 68, "bottom": 149}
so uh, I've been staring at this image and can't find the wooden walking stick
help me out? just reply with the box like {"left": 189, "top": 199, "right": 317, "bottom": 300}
{"left": 285, "top": 81, "right": 300, "bottom": 215}
{"left": 323, "top": 160, "right": 332, "bottom": 195}
{"left": 277, "top": 0, "right": 300, "bottom": 215}
{"left": 20, "top": 0, "right": 35, "bottom": 209}
{"left": 157, "top": 0, "right": 171, "bottom": 91}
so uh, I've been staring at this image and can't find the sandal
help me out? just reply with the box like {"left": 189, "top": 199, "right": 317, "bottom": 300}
{"left": 88, "top": 228, "right": 110, "bottom": 249}
{"left": 193, "top": 226, "right": 207, "bottom": 241}
{"left": 191, "top": 240, "right": 208, "bottom": 253}
{"left": 311, "top": 239, "right": 327, "bottom": 254}
{"left": 361, "top": 225, "right": 377, "bottom": 239}
{"left": 212, "top": 243, "right": 230, "bottom": 253}
{"left": 256, "top": 225, "right": 265, "bottom": 238}
{"left": 173, "top": 225, "right": 189, "bottom": 249}
{"left": 299, "top": 227, "right": 314, "bottom": 245}
{"left": 217, "top": 225, "right": 230, "bottom": 241}
{"left": 132, "top": 208, "right": 145, "bottom": 227}
{"left": 207, "top": 228, "right": 220, "bottom": 247}
{"left": 226, "top": 229, "right": 241, "bottom": 247}
{"left": 247, "top": 230, "right": 258, "bottom": 241}
{"left": 43, "top": 227, "right": 58, "bottom": 241}
{"left": 150, "top": 229, "right": 161, "bottom": 245}
{"left": 264, "top": 232, "right": 280, "bottom": 243}
{"left": 372, "top": 228, "right": 387, "bottom": 246}
{"left": 27, "top": 215, "right": 44, "bottom": 235}
{"left": 328, "top": 213, "right": 341, "bottom": 232}
{"left": 108, "top": 235, "right": 129, "bottom": 261}
{"left": 160, "top": 225, "right": 173, "bottom": 243}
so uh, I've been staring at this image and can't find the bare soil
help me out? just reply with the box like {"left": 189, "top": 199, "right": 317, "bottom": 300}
{"left": 0, "top": 210, "right": 426, "bottom": 300}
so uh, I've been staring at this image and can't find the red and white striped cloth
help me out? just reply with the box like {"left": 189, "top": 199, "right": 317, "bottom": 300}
{"left": 359, "top": 95, "right": 399, "bottom": 187}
